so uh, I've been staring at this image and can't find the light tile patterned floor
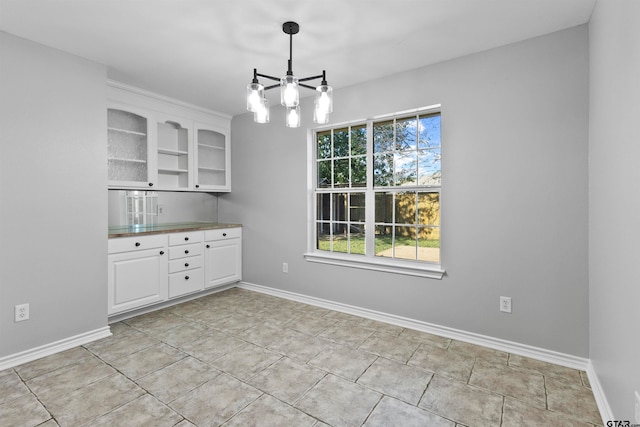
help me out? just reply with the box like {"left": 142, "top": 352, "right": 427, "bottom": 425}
{"left": 0, "top": 288, "right": 602, "bottom": 427}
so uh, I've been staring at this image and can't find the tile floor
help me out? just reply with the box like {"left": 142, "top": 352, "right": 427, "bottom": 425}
{"left": 1, "top": 287, "right": 602, "bottom": 427}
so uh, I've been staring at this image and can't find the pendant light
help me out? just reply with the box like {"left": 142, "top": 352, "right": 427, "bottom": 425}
{"left": 247, "top": 21, "right": 333, "bottom": 127}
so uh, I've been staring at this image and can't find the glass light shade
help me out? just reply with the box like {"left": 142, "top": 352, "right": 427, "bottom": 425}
{"left": 313, "top": 105, "right": 330, "bottom": 124}
{"left": 254, "top": 98, "right": 269, "bottom": 123}
{"left": 285, "top": 105, "right": 301, "bottom": 128}
{"left": 280, "top": 75, "right": 299, "bottom": 107}
{"left": 315, "top": 84, "right": 333, "bottom": 114}
{"left": 246, "top": 82, "right": 264, "bottom": 112}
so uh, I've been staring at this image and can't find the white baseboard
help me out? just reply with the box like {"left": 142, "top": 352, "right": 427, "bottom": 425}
{"left": 586, "top": 360, "right": 615, "bottom": 423}
{"left": 0, "top": 327, "right": 112, "bottom": 371}
{"left": 238, "top": 281, "right": 612, "bottom": 422}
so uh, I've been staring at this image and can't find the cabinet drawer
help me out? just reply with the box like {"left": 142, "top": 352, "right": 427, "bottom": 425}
{"left": 169, "top": 243, "right": 203, "bottom": 260}
{"left": 168, "top": 268, "right": 204, "bottom": 298}
{"left": 108, "top": 234, "right": 167, "bottom": 254}
{"left": 204, "top": 227, "right": 241, "bottom": 241}
{"left": 169, "top": 231, "right": 203, "bottom": 246}
{"left": 169, "top": 255, "right": 203, "bottom": 273}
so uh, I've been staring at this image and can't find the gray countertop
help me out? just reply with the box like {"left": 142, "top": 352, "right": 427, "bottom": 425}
{"left": 108, "top": 222, "right": 242, "bottom": 238}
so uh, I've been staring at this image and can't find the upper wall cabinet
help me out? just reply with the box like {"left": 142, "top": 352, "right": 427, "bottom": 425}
{"left": 107, "top": 81, "right": 232, "bottom": 192}
{"left": 107, "top": 105, "right": 154, "bottom": 188}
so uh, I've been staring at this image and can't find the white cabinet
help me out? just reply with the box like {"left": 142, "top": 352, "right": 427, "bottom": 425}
{"left": 167, "top": 231, "right": 204, "bottom": 298}
{"left": 107, "top": 234, "right": 168, "bottom": 315}
{"left": 107, "top": 105, "right": 155, "bottom": 188}
{"left": 194, "top": 122, "right": 230, "bottom": 191}
{"left": 204, "top": 228, "right": 242, "bottom": 289}
{"left": 107, "top": 81, "right": 231, "bottom": 192}
{"left": 108, "top": 226, "right": 241, "bottom": 317}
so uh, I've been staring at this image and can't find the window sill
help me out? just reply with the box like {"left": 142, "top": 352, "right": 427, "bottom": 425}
{"left": 303, "top": 251, "right": 445, "bottom": 279}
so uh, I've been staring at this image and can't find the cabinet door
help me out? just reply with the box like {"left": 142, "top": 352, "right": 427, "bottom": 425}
{"left": 107, "top": 104, "right": 157, "bottom": 189}
{"left": 156, "top": 114, "right": 192, "bottom": 190}
{"left": 193, "top": 122, "right": 230, "bottom": 192}
{"left": 108, "top": 248, "right": 168, "bottom": 315}
{"left": 204, "top": 238, "right": 241, "bottom": 288}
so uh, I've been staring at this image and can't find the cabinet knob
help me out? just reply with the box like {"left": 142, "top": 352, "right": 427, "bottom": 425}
{"left": 223, "top": 233, "right": 227, "bottom": 237}
{"left": 185, "top": 262, "right": 189, "bottom": 267}
{"left": 185, "top": 249, "right": 189, "bottom": 254}
{"left": 135, "top": 242, "right": 141, "bottom": 247}
{"left": 148, "top": 182, "right": 154, "bottom": 187}
{"left": 206, "top": 244, "right": 210, "bottom": 249}
{"left": 185, "top": 275, "right": 190, "bottom": 280}
{"left": 159, "top": 251, "right": 165, "bottom": 255}
{"left": 195, "top": 184, "right": 200, "bottom": 189}
{"left": 184, "top": 237, "right": 189, "bottom": 241}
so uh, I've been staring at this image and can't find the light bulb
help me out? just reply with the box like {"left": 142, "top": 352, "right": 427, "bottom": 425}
{"left": 286, "top": 105, "right": 300, "bottom": 128}
{"left": 254, "top": 98, "right": 269, "bottom": 123}
{"left": 246, "top": 82, "right": 264, "bottom": 112}
{"left": 314, "top": 85, "right": 333, "bottom": 114}
{"left": 280, "top": 75, "right": 299, "bottom": 107}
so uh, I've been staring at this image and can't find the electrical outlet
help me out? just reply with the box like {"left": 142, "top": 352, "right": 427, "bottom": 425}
{"left": 283, "top": 262, "right": 288, "bottom": 273}
{"left": 635, "top": 390, "right": 640, "bottom": 423}
{"left": 15, "top": 303, "right": 29, "bottom": 322}
{"left": 500, "top": 296, "right": 512, "bottom": 313}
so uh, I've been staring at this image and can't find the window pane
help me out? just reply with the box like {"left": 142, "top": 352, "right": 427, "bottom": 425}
{"left": 395, "top": 192, "right": 416, "bottom": 224}
{"left": 351, "top": 125, "right": 367, "bottom": 156}
{"left": 317, "top": 131, "right": 332, "bottom": 159}
{"left": 418, "top": 193, "right": 440, "bottom": 226}
{"left": 375, "top": 225, "right": 393, "bottom": 257}
{"left": 396, "top": 117, "right": 417, "bottom": 151}
{"left": 332, "top": 229, "right": 349, "bottom": 254}
{"left": 317, "top": 223, "right": 331, "bottom": 251}
{"left": 418, "top": 113, "right": 441, "bottom": 149}
{"left": 349, "top": 226, "right": 366, "bottom": 255}
{"left": 334, "top": 159, "right": 350, "bottom": 187}
{"left": 417, "top": 226, "right": 440, "bottom": 263}
{"left": 332, "top": 193, "right": 347, "bottom": 222}
{"left": 334, "top": 128, "right": 349, "bottom": 157}
{"left": 317, "top": 193, "right": 331, "bottom": 221}
{"left": 374, "top": 153, "right": 394, "bottom": 186}
{"left": 395, "top": 226, "right": 417, "bottom": 260}
{"left": 418, "top": 148, "right": 441, "bottom": 185}
{"left": 317, "top": 160, "right": 332, "bottom": 188}
{"left": 373, "top": 120, "right": 394, "bottom": 153}
{"left": 350, "top": 193, "right": 366, "bottom": 223}
{"left": 395, "top": 151, "right": 417, "bottom": 186}
{"left": 375, "top": 192, "right": 393, "bottom": 223}
{"left": 351, "top": 156, "right": 366, "bottom": 187}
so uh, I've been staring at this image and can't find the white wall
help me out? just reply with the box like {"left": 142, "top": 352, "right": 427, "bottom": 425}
{"left": 221, "top": 26, "right": 590, "bottom": 356}
{"left": 589, "top": 0, "right": 640, "bottom": 419}
{"left": 0, "top": 33, "right": 108, "bottom": 357}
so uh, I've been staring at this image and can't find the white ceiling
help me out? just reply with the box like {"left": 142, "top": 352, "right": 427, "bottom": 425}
{"left": 0, "top": 0, "right": 595, "bottom": 117}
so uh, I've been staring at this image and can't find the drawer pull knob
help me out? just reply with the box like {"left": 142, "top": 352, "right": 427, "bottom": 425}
{"left": 185, "top": 250, "right": 189, "bottom": 254}
{"left": 135, "top": 242, "right": 141, "bottom": 247}
{"left": 195, "top": 184, "right": 200, "bottom": 188}
{"left": 148, "top": 182, "right": 154, "bottom": 187}
{"left": 223, "top": 233, "right": 227, "bottom": 237}
{"left": 206, "top": 244, "right": 210, "bottom": 248}
{"left": 185, "top": 263, "right": 189, "bottom": 267}
{"left": 185, "top": 275, "right": 190, "bottom": 280}
{"left": 159, "top": 251, "right": 165, "bottom": 255}
{"left": 184, "top": 237, "right": 189, "bottom": 241}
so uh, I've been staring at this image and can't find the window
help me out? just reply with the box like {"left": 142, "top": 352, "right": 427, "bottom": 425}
{"left": 306, "top": 105, "right": 444, "bottom": 279}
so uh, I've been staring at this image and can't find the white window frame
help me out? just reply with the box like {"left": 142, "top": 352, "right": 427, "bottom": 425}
{"left": 304, "top": 104, "right": 445, "bottom": 279}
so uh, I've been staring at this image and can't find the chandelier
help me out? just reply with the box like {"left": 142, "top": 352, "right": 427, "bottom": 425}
{"left": 246, "top": 21, "right": 333, "bottom": 127}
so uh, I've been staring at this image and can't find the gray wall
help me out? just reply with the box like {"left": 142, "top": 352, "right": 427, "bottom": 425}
{"left": 0, "top": 33, "right": 107, "bottom": 357}
{"left": 589, "top": 0, "right": 640, "bottom": 419}
{"left": 220, "top": 25, "right": 590, "bottom": 356}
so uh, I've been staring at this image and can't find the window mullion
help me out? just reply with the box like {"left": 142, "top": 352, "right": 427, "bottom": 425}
{"left": 365, "top": 120, "right": 375, "bottom": 257}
